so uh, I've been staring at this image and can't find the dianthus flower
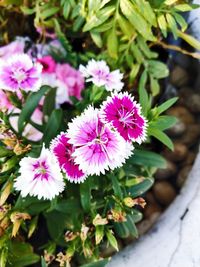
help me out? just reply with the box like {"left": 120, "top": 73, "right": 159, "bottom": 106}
{"left": 100, "top": 92, "right": 147, "bottom": 144}
{"left": 14, "top": 145, "right": 65, "bottom": 200}
{"left": 37, "top": 55, "right": 56, "bottom": 73}
{"left": 67, "top": 106, "right": 133, "bottom": 176}
{"left": 79, "top": 59, "right": 123, "bottom": 92}
{"left": 50, "top": 132, "right": 86, "bottom": 183}
{"left": 0, "top": 54, "right": 42, "bottom": 93}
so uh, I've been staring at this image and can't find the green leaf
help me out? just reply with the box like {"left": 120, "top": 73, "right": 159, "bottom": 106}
{"left": 41, "top": 7, "right": 60, "bottom": 20}
{"left": 157, "top": 14, "right": 167, "bottom": 38}
{"left": 95, "top": 226, "right": 104, "bottom": 245}
{"left": 90, "top": 31, "right": 103, "bottom": 48}
{"left": 150, "top": 75, "right": 160, "bottom": 96}
{"left": 150, "top": 115, "right": 177, "bottom": 130}
{"left": 127, "top": 148, "right": 167, "bottom": 168}
{"left": 43, "top": 87, "right": 56, "bottom": 117}
{"left": 166, "top": 13, "right": 178, "bottom": 39}
{"left": 120, "top": 0, "right": 155, "bottom": 40}
{"left": 127, "top": 177, "right": 154, "bottom": 197}
{"left": 42, "top": 109, "right": 63, "bottom": 146}
{"left": 83, "top": 6, "right": 115, "bottom": 31}
{"left": 81, "top": 259, "right": 109, "bottom": 267}
{"left": 133, "top": 0, "right": 157, "bottom": 26}
{"left": 41, "top": 257, "right": 47, "bottom": 267}
{"left": 178, "top": 30, "right": 200, "bottom": 50}
{"left": 80, "top": 179, "right": 91, "bottom": 212}
{"left": 114, "top": 214, "right": 138, "bottom": 238}
{"left": 156, "top": 97, "right": 178, "bottom": 114}
{"left": 117, "top": 15, "right": 134, "bottom": 38}
{"left": 129, "top": 63, "right": 140, "bottom": 82}
{"left": 174, "top": 4, "right": 193, "bottom": 12}
{"left": 137, "top": 36, "right": 158, "bottom": 59}
{"left": 107, "top": 27, "right": 118, "bottom": 59}
{"left": 7, "top": 241, "right": 39, "bottom": 267}
{"left": 20, "top": 6, "right": 35, "bottom": 15}
{"left": 109, "top": 173, "right": 123, "bottom": 199}
{"left": 138, "top": 70, "right": 149, "bottom": 116}
{"left": 148, "top": 127, "right": 174, "bottom": 150}
{"left": 106, "top": 229, "right": 118, "bottom": 251}
{"left": 147, "top": 60, "right": 169, "bottom": 79}
{"left": 173, "top": 12, "right": 187, "bottom": 31}
{"left": 18, "top": 86, "right": 49, "bottom": 134}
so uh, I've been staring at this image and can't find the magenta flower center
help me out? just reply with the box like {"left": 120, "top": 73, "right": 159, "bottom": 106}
{"left": 118, "top": 107, "right": 138, "bottom": 128}
{"left": 33, "top": 160, "right": 49, "bottom": 181}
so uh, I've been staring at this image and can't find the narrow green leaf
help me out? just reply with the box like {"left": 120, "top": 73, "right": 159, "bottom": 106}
{"left": 156, "top": 97, "right": 178, "bottom": 114}
{"left": 133, "top": 0, "right": 157, "bottom": 26}
{"left": 137, "top": 36, "right": 158, "bottom": 59}
{"left": 117, "top": 15, "right": 135, "bottom": 38}
{"left": 80, "top": 179, "right": 91, "bottom": 212}
{"left": 148, "top": 127, "right": 174, "bottom": 150}
{"left": 41, "top": 257, "right": 47, "bottom": 267}
{"left": 178, "top": 30, "right": 200, "bottom": 50}
{"left": 138, "top": 70, "right": 149, "bottom": 116}
{"left": 81, "top": 259, "right": 109, "bottom": 267}
{"left": 43, "top": 87, "right": 56, "bottom": 117}
{"left": 106, "top": 230, "right": 118, "bottom": 251}
{"left": 150, "top": 115, "right": 177, "bottom": 130}
{"left": 174, "top": 4, "right": 193, "bottom": 12}
{"left": 127, "top": 178, "right": 154, "bottom": 197}
{"left": 109, "top": 173, "right": 123, "bottom": 199}
{"left": 107, "top": 27, "right": 118, "bottom": 59}
{"left": 90, "top": 31, "right": 103, "bottom": 48}
{"left": 42, "top": 109, "right": 63, "bottom": 146}
{"left": 150, "top": 75, "right": 160, "bottom": 96}
{"left": 147, "top": 60, "right": 169, "bottom": 79}
{"left": 18, "top": 86, "right": 49, "bottom": 134}
{"left": 114, "top": 214, "right": 138, "bottom": 238}
{"left": 157, "top": 14, "right": 167, "bottom": 37}
{"left": 173, "top": 12, "right": 187, "bottom": 31}
{"left": 41, "top": 7, "right": 60, "bottom": 20}
{"left": 166, "top": 13, "right": 178, "bottom": 39}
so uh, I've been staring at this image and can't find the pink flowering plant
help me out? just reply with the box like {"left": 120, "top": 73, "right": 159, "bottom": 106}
{"left": 0, "top": 37, "right": 178, "bottom": 267}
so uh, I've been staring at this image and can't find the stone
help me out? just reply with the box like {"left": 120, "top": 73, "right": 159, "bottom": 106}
{"left": 185, "top": 93, "right": 200, "bottom": 113}
{"left": 176, "top": 165, "right": 192, "bottom": 188}
{"left": 178, "top": 124, "right": 200, "bottom": 147}
{"left": 153, "top": 181, "right": 176, "bottom": 206}
{"left": 144, "top": 202, "right": 162, "bottom": 219}
{"left": 166, "top": 118, "right": 186, "bottom": 137}
{"left": 182, "top": 152, "right": 196, "bottom": 166}
{"left": 137, "top": 212, "right": 161, "bottom": 236}
{"left": 166, "top": 106, "right": 195, "bottom": 125}
{"left": 178, "top": 87, "right": 193, "bottom": 106}
{"left": 170, "top": 65, "right": 190, "bottom": 88}
{"left": 155, "top": 160, "right": 177, "bottom": 180}
{"left": 162, "top": 143, "right": 188, "bottom": 162}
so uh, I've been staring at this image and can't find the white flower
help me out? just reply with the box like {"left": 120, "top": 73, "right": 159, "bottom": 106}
{"left": 79, "top": 59, "right": 124, "bottom": 92}
{"left": 14, "top": 145, "right": 65, "bottom": 200}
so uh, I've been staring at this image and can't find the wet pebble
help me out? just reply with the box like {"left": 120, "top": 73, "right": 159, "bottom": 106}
{"left": 185, "top": 93, "right": 200, "bottom": 113}
{"left": 162, "top": 142, "right": 188, "bottom": 162}
{"left": 166, "top": 106, "right": 195, "bottom": 125}
{"left": 178, "top": 124, "right": 200, "bottom": 147}
{"left": 176, "top": 165, "right": 192, "bottom": 188}
{"left": 153, "top": 181, "right": 176, "bottom": 206}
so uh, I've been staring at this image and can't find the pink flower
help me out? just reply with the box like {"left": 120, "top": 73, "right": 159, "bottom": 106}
{"left": 67, "top": 106, "right": 133, "bottom": 176}
{"left": 79, "top": 59, "right": 123, "bottom": 92}
{"left": 0, "top": 37, "right": 27, "bottom": 59}
{"left": 37, "top": 55, "right": 56, "bottom": 73}
{"left": 0, "top": 90, "right": 13, "bottom": 112}
{"left": 50, "top": 132, "right": 86, "bottom": 183}
{"left": 14, "top": 145, "right": 65, "bottom": 200}
{"left": 0, "top": 54, "right": 42, "bottom": 93}
{"left": 56, "top": 63, "right": 85, "bottom": 100}
{"left": 101, "top": 92, "right": 147, "bottom": 144}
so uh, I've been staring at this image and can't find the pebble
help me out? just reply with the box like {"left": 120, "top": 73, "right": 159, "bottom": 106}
{"left": 162, "top": 142, "right": 188, "bottom": 162}
{"left": 144, "top": 202, "right": 162, "bottom": 219}
{"left": 155, "top": 160, "right": 177, "bottom": 180}
{"left": 137, "top": 212, "right": 161, "bottom": 236}
{"left": 166, "top": 106, "right": 195, "bottom": 125}
{"left": 178, "top": 87, "right": 193, "bottom": 106}
{"left": 182, "top": 152, "right": 196, "bottom": 166}
{"left": 170, "top": 65, "right": 190, "bottom": 87}
{"left": 167, "top": 118, "right": 186, "bottom": 137}
{"left": 153, "top": 181, "right": 176, "bottom": 206}
{"left": 176, "top": 165, "right": 192, "bottom": 188}
{"left": 177, "top": 124, "right": 200, "bottom": 147}
{"left": 185, "top": 93, "right": 200, "bottom": 113}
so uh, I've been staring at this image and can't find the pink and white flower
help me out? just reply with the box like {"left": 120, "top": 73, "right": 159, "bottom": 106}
{"left": 50, "top": 132, "right": 86, "bottom": 183}
{"left": 100, "top": 92, "right": 147, "bottom": 144}
{"left": 14, "top": 145, "right": 65, "bottom": 200}
{"left": 0, "top": 37, "right": 27, "bottom": 59}
{"left": 0, "top": 54, "right": 42, "bottom": 93}
{"left": 67, "top": 106, "right": 133, "bottom": 176}
{"left": 37, "top": 55, "right": 56, "bottom": 73}
{"left": 0, "top": 90, "right": 13, "bottom": 112}
{"left": 79, "top": 59, "right": 123, "bottom": 92}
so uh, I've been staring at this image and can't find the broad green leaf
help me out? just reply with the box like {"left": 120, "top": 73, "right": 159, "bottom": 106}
{"left": 127, "top": 177, "right": 154, "bottom": 197}
{"left": 107, "top": 27, "right": 118, "bottom": 59}
{"left": 90, "top": 31, "right": 103, "bottom": 48}
{"left": 7, "top": 241, "right": 39, "bottom": 267}
{"left": 150, "top": 115, "right": 177, "bottom": 130}
{"left": 138, "top": 70, "right": 149, "bottom": 116}
{"left": 83, "top": 6, "right": 115, "bottom": 31}
{"left": 81, "top": 259, "right": 109, "bottom": 267}
{"left": 150, "top": 75, "right": 160, "bottom": 96}
{"left": 18, "top": 86, "right": 49, "bottom": 134}
{"left": 166, "top": 13, "right": 178, "bottom": 39}
{"left": 148, "top": 127, "right": 174, "bottom": 150}
{"left": 127, "top": 149, "right": 167, "bottom": 168}
{"left": 132, "top": 209, "right": 143, "bottom": 223}
{"left": 80, "top": 179, "right": 91, "bottom": 212}
{"left": 42, "top": 109, "right": 63, "bottom": 146}
{"left": 120, "top": 0, "right": 155, "bottom": 40}
{"left": 156, "top": 97, "right": 178, "bottom": 114}
{"left": 157, "top": 14, "right": 167, "bottom": 37}
{"left": 106, "top": 229, "right": 118, "bottom": 251}
{"left": 147, "top": 60, "right": 169, "bottom": 79}
{"left": 178, "top": 30, "right": 200, "bottom": 50}
{"left": 117, "top": 15, "right": 134, "bottom": 38}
